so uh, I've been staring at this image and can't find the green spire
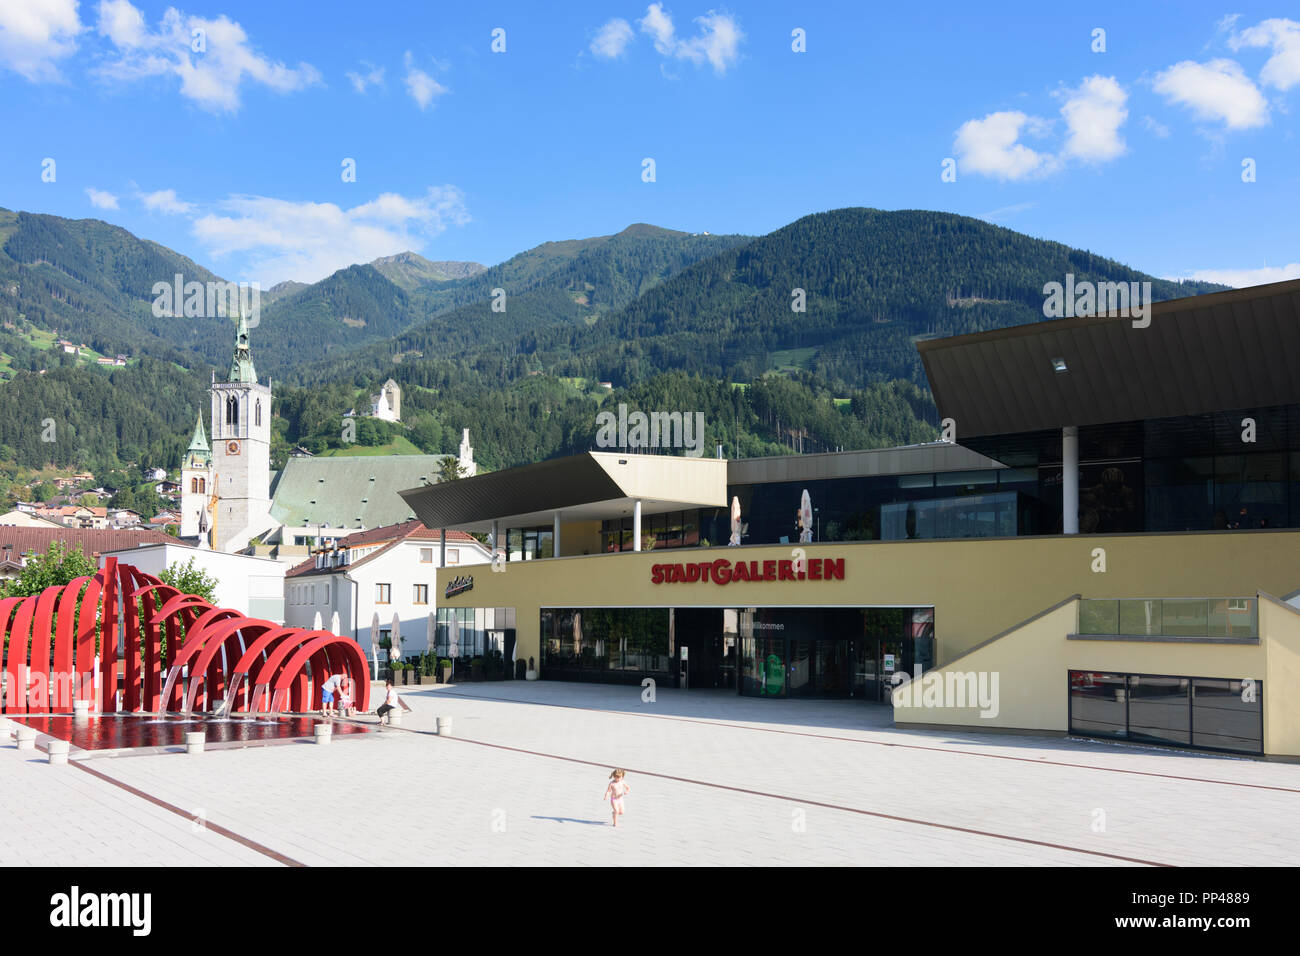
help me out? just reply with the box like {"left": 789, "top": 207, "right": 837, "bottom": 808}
{"left": 187, "top": 412, "right": 208, "bottom": 453}
{"left": 229, "top": 303, "right": 258, "bottom": 384}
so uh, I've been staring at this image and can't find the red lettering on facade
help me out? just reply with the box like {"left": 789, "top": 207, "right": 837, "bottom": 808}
{"left": 823, "top": 558, "right": 845, "bottom": 580}
{"left": 778, "top": 560, "right": 794, "bottom": 581}
{"left": 762, "top": 560, "right": 776, "bottom": 581}
{"left": 809, "top": 558, "right": 822, "bottom": 580}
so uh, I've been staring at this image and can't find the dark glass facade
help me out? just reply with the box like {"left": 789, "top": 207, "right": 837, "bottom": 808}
{"left": 539, "top": 605, "right": 935, "bottom": 700}
{"left": 1068, "top": 671, "right": 1263, "bottom": 754}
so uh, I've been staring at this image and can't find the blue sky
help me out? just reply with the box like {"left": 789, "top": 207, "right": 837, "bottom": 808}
{"left": 2, "top": 0, "right": 1298, "bottom": 289}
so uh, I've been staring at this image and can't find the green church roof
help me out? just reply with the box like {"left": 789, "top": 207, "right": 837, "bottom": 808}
{"left": 187, "top": 412, "right": 209, "bottom": 453}
{"left": 269, "top": 455, "right": 448, "bottom": 531}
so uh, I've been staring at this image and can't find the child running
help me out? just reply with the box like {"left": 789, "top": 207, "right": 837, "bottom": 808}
{"left": 603, "top": 768, "right": 631, "bottom": 828}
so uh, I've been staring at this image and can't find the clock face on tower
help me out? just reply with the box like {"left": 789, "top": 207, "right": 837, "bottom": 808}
{"left": 226, "top": 440, "right": 241, "bottom": 456}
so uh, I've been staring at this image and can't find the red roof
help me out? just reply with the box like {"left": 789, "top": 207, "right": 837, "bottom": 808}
{"left": 0, "top": 526, "right": 179, "bottom": 560}
{"left": 286, "top": 522, "right": 480, "bottom": 578}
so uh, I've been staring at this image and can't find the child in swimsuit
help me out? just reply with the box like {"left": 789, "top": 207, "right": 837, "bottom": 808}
{"left": 603, "top": 768, "right": 631, "bottom": 828}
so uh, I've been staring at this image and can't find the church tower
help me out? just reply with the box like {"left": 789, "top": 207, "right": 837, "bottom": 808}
{"left": 209, "top": 308, "right": 273, "bottom": 552}
{"left": 179, "top": 412, "right": 212, "bottom": 541}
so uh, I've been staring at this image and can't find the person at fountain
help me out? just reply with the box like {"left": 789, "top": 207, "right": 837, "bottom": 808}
{"left": 376, "top": 680, "right": 400, "bottom": 725}
{"left": 320, "top": 672, "right": 345, "bottom": 717}
{"left": 339, "top": 676, "right": 356, "bottom": 717}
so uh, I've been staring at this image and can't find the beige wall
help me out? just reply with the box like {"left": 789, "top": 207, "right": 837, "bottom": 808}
{"left": 438, "top": 531, "right": 1300, "bottom": 673}
{"left": 892, "top": 594, "right": 1300, "bottom": 756}
{"left": 559, "top": 520, "right": 602, "bottom": 557}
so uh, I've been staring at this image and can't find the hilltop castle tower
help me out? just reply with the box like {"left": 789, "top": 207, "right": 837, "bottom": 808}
{"left": 208, "top": 309, "right": 273, "bottom": 552}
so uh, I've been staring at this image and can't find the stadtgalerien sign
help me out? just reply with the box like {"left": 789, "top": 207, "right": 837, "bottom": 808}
{"left": 650, "top": 557, "right": 845, "bottom": 585}
{"left": 445, "top": 575, "right": 474, "bottom": 599}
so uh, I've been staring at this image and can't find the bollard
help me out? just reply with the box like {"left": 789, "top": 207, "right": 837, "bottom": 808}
{"left": 185, "top": 731, "right": 205, "bottom": 755}
{"left": 314, "top": 724, "right": 332, "bottom": 746}
{"left": 72, "top": 700, "right": 90, "bottom": 718}
{"left": 387, "top": 709, "right": 402, "bottom": 727}
{"left": 436, "top": 716, "right": 453, "bottom": 737}
{"left": 15, "top": 726, "right": 36, "bottom": 751}
{"left": 47, "top": 740, "right": 70, "bottom": 765}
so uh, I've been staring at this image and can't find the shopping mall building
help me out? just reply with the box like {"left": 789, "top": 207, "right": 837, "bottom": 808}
{"left": 403, "top": 278, "right": 1300, "bottom": 757}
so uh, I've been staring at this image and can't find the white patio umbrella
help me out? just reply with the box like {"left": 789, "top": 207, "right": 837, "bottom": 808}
{"left": 728, "top": 495, "right": 742, "bottom": 547}
{"left": 427, "top": 612, "right": 436, "bottom": 655}
{"left": 391, "top": 612, "right": 402, "bottom": 661}
{"left": 312, "top": 610, "right": 322, "bottom": 631}
{"left": 799, "top": 489, "right": 813, "bottom": 543}
{"left": 448, "top": 613, "right": 460, "bottom": 680}
{"left": 330, "top": 611, "right": 340, "bottom": 636}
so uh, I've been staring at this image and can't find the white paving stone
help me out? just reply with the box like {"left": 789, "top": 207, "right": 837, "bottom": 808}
{"left": 4, "top": 681, "right": 1298, "bottom": 866}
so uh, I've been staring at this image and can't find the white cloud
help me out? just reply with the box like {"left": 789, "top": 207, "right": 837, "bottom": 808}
{"left": 979, "top": 201, "right": 1036, "bottom": 223}
{"left": 1171, "top": 264, "right": 1300, "bottom": 288}
{"left": 191, "top": 187, "right": 470, "bottom": 285}
{"left": 1152, "top": 58, "right": 1269, "bottom": 129}
{"left": 1057, "top": 75, "right": 1128, "bottom": 163}
{"left": 1142, "top": 114, "right": 1170, "bottom": 138}
{"left": 591, "top": 18, "right": 634, "bottom": 59}
{"left": 403, "top": 51, "right": 447, "bottom": 110}
{"left": 94, "top": 0, "right": 321, "bottom": 113}
{"left": 953, "top": 111, "right": 1056, "bottom": 181}
{"left": 85, "top": 187, "right": 119, "bottom": 209}
{"left": 346, "top": 62, "right": 385, "bottom": 93}
{"left": 138, "top": 188, "right": 194, "bottom": 215}
{"left": 1231, "top": 18, "right": 1300, "bottom": 91}
{"left": 0, "top": 0, "right": 83, "bottom": 81}
{"left": 635, "top": 4, "right": 743, "bottom": 74}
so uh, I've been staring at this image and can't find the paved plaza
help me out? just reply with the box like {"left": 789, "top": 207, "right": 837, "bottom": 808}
{"left": 3, "top": 681, "right": 1299, "bottom": 866}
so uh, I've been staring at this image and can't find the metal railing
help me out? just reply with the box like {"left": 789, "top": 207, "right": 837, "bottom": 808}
{"left": 1077, "top": 598, "right": 1257, "bottom": 639}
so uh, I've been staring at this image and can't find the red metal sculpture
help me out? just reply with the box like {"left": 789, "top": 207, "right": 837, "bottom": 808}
{"left": 0, "top": 560, "right": 369, "bottom": 715}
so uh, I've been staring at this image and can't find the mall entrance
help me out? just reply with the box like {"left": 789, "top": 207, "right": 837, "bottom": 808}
{"left": 672, "top": 606, "right": 935, "bottom": 701}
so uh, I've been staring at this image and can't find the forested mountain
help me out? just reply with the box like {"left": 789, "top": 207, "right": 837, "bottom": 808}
{"left": 282, "top": 224, "right": 750, "bottom": 379}
{"left": 369, "top": 252, "right": 485, "bottom": 289}
{"left": 425, "top": 209, "right": 1228, "bottom": 390}
{"left": 0, "top": 205, "right": 1232, "bottom": 481}
{"left": 0, "top": 208, "right": 228, "bottom": 367}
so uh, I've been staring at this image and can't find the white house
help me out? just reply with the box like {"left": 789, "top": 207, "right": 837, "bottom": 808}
{"left": 98, "top": 542, "right": 286, "bottom": 623}
{"left": 283, "top": 520, "right": 490, "bottom": 661}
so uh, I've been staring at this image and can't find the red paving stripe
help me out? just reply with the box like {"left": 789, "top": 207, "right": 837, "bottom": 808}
{"left": 69, "top": 759, "right": 305, "bottom": 867}
{"left": 430, "top": 732, "right": 1172, "bottom": 867}
{"left": 429, "top": 689, "right": 1300, "bottom": 794}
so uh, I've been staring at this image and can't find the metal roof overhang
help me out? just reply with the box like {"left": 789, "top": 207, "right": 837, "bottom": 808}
{"left": 917, "top": 278, "right": 1300, "bottom": 440}
{"left": 398, "top": 452, "right": 729, "bottom": 532}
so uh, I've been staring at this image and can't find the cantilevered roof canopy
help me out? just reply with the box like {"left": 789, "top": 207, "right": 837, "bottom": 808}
{"left": 398, "top": 452, "right": 728, "bottom": 532}
{"left": 917, "top": 278, "right": 1300, "bottom": 440}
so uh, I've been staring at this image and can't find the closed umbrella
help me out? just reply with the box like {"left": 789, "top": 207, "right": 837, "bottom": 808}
{"left": 391, "top": 612, "right": 402, "bottom": 661}
{"left": 448, "top": 613, "right": 460, "bottom": 681}
{"left": 728, "top": 496, "right": 742, "bottom": 547}
{"left": 330, "top": 611, "right": 340, "bottom": 636}
{"left": 427, "top": 612, "right": 436, "bottom": 655}
{"left": 312, "top": 610, "right": 322, "bottom": 632}
{"left": 799, "top": 489, "right": 813, "bottom": 543}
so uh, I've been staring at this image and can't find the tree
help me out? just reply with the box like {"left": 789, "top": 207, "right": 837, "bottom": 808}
{"left": 158, "top": 557, "right": 219, "bottom": 603}
{"left": 1, "top": 541, "right": 97, "bottom": 598}
{"left": 439, "top": 455, "right": 466, "bottom": 482}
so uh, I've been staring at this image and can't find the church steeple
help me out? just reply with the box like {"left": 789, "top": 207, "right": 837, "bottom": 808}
{"left": 187, "top": 412, "right": 209, "bottom": 455}
{"left": 229, "top": 304, "right": 258, "bottom": 384}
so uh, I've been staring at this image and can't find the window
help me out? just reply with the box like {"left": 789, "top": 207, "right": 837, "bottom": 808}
{"left": 413, "top": 584, "right": 428, "bottom": 604}
{"left": 376, "top": 583, "right": 391, "bottom": 604}
{"left": 420, "top": 548, "right": 433, "bottom": 563}
{"left": 446, "top": 548, "right": 459, "bottom": 564}
{"left": 255, "top": 400, "right": 262, "bottom": 427}
{"left": 225, "top": 395, "right": 239, "bottom": 427}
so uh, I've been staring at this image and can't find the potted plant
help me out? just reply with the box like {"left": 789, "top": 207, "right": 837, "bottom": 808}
{"left": 526, "top": 655, "right": 538, "bottom": 681}
{"left": 437, "top": 658, "right": 453, "bottom": 683}
{"left": 469, "top": 656, "right": 484, "bottom": 681}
